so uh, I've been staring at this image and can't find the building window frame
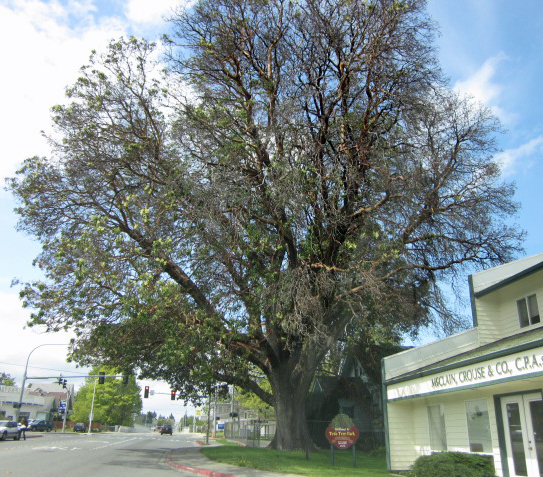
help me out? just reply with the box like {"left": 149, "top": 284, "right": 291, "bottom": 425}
{"left": 517, "top": 294, "right": 540, "bottom": 328}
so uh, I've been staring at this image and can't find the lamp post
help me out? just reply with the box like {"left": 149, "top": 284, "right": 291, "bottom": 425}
{"left": 15, "top": 343, "right": 66, "bottom": 423}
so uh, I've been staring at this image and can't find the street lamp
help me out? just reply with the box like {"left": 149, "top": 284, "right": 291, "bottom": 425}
{"left": 15, "top": 343, "right": 67, "bottom": 423}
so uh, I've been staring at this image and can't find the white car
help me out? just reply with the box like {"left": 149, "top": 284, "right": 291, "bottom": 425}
{"left": 0, "top": 421, "right": 21, "bottom": 441}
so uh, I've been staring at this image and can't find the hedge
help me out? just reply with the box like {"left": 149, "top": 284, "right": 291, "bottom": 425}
{"left": 409, "top": 452, "right": 496, "bottom": 477}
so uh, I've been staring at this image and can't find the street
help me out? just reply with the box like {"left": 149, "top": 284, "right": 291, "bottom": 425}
{"left": 0, "top": 431, "right": 199, "bottom": 477}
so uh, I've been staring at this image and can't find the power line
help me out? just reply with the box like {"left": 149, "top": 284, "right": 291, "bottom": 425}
{"left": 0, "top": 360, "right": 89, "bottom": 375}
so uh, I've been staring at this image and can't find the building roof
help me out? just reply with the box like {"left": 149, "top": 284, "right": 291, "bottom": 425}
{"left": 388, "top": 326, "right": 543, "bottom": 384}
{"left": 471, "top": 252, "right": 543, "bottom": 298}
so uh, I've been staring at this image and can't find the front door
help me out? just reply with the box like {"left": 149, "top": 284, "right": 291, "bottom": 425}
{"left": 502, "top": 393, "right": 543, "bottom": 477}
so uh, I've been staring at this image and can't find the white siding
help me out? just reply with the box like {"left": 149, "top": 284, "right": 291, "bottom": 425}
{"left": 388, "top": 400, "right": 420, "bottom": 471}
{"left": 475, "top": 295, "right": 501, "bottom": 344}
{"left": 388, "top": 391, "right": 504, "bottom": 475}
{"left": 476, "top": 269, "right": 543, "bottom": 344}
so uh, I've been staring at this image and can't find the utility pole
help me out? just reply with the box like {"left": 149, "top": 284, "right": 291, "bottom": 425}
{"left": 87, "top": 378, "right": 97, "bottom": 435}
{"left": 15, "top": 343, "right": 66, "bottom": 423}
{"left": 61, "top": 385, "right": 70, "bottom": 433}
{"left": 212, "top": 387, "right": 218, "bottom": 438}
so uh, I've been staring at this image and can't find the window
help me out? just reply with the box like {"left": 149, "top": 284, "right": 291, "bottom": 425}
{"left": 428, "top": 404, "right": 447, "bottom": 451}
{"left": 466, "top": 399, "right": 492, "bottom": 453}
{"left": 517, "top": 294, "right": 540, "bottom": 328}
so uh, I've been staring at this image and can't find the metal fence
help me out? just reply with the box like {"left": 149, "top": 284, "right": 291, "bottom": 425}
{"left": 222, "top": 419, "right": 384, "bottom": 450}
{"left": 223, "top": 419, "right": 276, "bottom": 448}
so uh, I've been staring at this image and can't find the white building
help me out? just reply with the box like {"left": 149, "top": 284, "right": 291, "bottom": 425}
{"left": 383, "top": 253, "right": 543, "bottom": 477}
{"left": 0, "top": 382, "right": 73, "bottom": 423}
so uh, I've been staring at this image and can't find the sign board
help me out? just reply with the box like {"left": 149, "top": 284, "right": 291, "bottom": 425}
{"left": 387, "top": 345, "right": 543, "bottom": 401}
{"left": 217, "top": 423, "right": 224, "bottom": 430}
{"left": 196, "top": 410, "right": 202, "bottom": 416}
{"left": 325, "top": 425, "right": 360, "bottom": 449}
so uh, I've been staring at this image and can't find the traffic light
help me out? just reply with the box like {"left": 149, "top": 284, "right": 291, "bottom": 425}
{"left": 98, "top": 372, "right": 105, "bottom": 384}
{"left": 62, "top": 379, "right": 67, "bottom": 389}
{"left": 58, "top": 377, "right": 63, "bottom": 385}
{"left": 144, "top": 386, "right": 149, "bottom": 398}
{"left": 171, "top": 390, "right": 176, "bottom": 401}
{"left": 229, "top": 412, "right": 238, "bottom": 418}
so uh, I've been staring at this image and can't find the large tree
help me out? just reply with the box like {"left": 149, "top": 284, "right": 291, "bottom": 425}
{"left": 8, "top": 0, "right": 523, "bottom": 450}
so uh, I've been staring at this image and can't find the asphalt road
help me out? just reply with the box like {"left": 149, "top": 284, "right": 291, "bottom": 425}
{"left": 0, "top": 430, "right": 199, "bottom": 477}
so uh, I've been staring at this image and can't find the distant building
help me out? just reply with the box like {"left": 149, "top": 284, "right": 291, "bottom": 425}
{"left": 0, "top": 382, "right": 74, "bottom": 422}
{"left": 383, "top": 253, "right": 543, "bottom": 477}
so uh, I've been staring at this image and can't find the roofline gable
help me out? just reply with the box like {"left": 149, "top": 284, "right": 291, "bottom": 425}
{"left": 473, "top": 260, "right": 543, "bottom": 298}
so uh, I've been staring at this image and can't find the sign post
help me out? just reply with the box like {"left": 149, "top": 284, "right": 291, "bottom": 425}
{"left": 325, "top": 414, "right": 360, "bottom": 468}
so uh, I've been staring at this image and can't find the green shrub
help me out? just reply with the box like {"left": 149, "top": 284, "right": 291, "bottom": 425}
{"left": 409, "top": 452, "right": 496, "bottom": 477}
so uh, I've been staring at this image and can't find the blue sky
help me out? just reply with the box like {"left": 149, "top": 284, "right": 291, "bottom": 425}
{"left": 1, "top": 0, "right": 542, "bottom": 418}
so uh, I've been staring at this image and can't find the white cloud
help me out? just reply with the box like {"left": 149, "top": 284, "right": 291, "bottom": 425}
{"left": 453, "top": 53, "right": 514, "bottom": 124}
{"left": 0, "top": 1, "right": 126, "bottom": 181}
{"left": 494, "top": 136, "right": 543, "bottom": 176}
{"left": 125, "top": 0, "right": 193, "bottom": 25}
{"left": 0, "top": 290, "right": 88, "bottom": 388}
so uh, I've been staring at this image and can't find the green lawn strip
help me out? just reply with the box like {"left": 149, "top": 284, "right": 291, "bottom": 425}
{"left": 201, "top": 445, "right": 394, "bottom": 477}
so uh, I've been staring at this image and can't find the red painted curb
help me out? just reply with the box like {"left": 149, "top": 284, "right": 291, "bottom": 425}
{"left": 165, "top": 452, "right": 237, "bottom": 477}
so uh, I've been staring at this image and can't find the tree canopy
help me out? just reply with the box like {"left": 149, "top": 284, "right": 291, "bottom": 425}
{"left": 8, "top": 0, "right": 523, "bottom": 450}
{"left": 0, "top": 372, "right": 15, "bottom": 386}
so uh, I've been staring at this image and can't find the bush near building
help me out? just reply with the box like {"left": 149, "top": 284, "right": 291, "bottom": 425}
{"left": 409, "top": 452, "right": 496, "bottom": 477}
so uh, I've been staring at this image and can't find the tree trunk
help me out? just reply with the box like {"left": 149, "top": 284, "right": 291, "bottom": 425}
{"left": 268, "top": 366, "right": 314, "bottom": 451}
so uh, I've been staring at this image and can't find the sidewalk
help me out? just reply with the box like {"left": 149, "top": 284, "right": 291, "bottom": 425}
{"left": 166, "top": 445, "right": 304, "bottom": 477}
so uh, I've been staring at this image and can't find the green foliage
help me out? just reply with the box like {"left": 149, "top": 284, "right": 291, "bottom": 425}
{"left": 0, "top": 372, "right": 15, "bottom": 386}
{"left": 330, "top": 413, "right": 354, "bottom": 429}
{"left": 72, "top": 366, "right": 141, "bottom": 426}
{"left": 134, "top": 411, "right": 157, "bottom": 426}
{"left": 235, "top": 381, "right": 274, "bottom": 419}
{"left": 409, "top": 452, "right": 496, "bottom": 477}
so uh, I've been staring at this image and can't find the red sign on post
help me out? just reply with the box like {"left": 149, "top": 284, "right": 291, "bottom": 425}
{"left": 325, "top": 425, "right": 360, "bottom": 449}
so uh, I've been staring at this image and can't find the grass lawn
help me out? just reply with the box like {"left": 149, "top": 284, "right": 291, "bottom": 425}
{"left": 201, "top": 441, "right": 396, "bottom": 477}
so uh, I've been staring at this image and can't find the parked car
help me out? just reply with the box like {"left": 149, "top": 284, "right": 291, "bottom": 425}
{"left": 0, "top": 421, "right": 21, "bottom": 441}
{"left": 28, "top": 420, "right": 53, "bottom": 432}
{"left": 73, "top": 423, "right": 85, "bottom": 433}
{"left": 160, "top": 424, "right": 173, "bottom": 435}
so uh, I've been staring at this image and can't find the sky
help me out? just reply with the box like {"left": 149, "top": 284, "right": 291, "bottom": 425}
{"left": 1, "top": 0, "right": 543, "bottom": 421}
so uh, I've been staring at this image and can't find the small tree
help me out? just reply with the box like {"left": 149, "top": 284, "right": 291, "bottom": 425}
{"left": 0, "top": 372, "right": 15, "bottom": 386}
{"left": 72, "top": 367, "right": 142, "bottom": 426}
